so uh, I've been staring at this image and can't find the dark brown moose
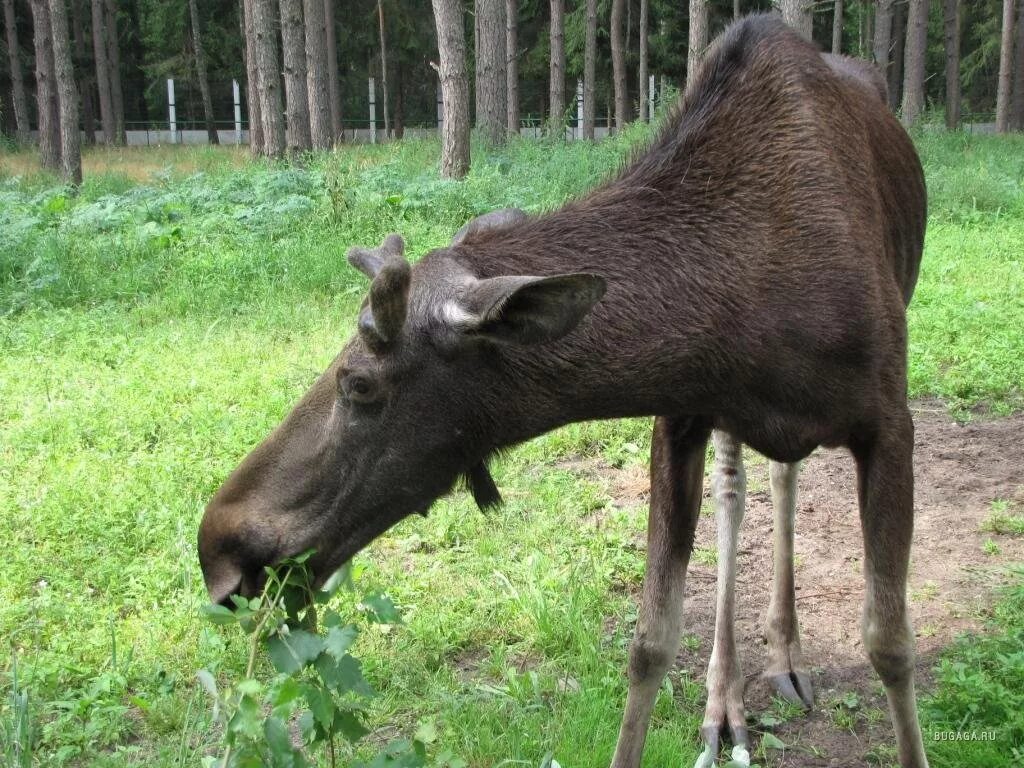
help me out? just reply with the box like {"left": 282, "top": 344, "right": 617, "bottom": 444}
{"left": 199, "top": 16, "right": 928, "bottom": 768}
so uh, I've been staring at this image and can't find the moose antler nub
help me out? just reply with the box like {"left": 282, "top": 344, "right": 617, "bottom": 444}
{"left": 347, "top": 234, "right": 411, "bottom": 348}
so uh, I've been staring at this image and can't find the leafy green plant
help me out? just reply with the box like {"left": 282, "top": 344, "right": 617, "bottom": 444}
{"left": 199, "top": 553, "right": 451, "bottom": 768}
{"left": 1, "top": 654, "right": 34, "bottom": 768}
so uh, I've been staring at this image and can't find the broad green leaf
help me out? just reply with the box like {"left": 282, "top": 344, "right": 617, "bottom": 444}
{"left": 266, "top": 629, "right": 325, "bottom": 674}
{"left": 361, "top": 594, "right": 402, "bottom": 624}
{"left": 315, "top": 653, "right": 374, "bottom": 697}
{"left": 760, "top": 732, "right": 786, "bottom": 750}
{"left": 335, "top": 708, "right": 370, "bottom": 742}
{"left": 301, "top": 680, "right": 334, "bottom": 729}
{"left": 324, "top": 624, "right": 358, "bottom": 660}
{"left": 201, "top": 604, "right": 237, "bottom": 625}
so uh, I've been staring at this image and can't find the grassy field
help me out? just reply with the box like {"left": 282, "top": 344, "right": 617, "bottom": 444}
{"left": 1, "top": 127, "right": 1023, "bottom": 767}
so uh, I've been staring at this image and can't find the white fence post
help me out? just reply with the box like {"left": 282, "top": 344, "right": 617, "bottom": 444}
{"left": 648, "top": 74, "right": 655, "bottom": 120}
{"left": 368, "top": 76, "right": 376, "bottom": 144}
{"left": 167, "top": 78, "right": 177, "bottom": 144}
{"left": 576, "top": 79, "right": 583, "bottom": 139}
{"left": 436, "top": 81, "right": 443, "bottom": 132}
{"left": 233, "top": 79, "right": 242, "bottom": 144}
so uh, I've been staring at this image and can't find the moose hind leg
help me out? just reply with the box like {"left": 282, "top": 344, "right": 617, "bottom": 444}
{"left": 763, "top": 459, "right": 814, "bottom": 708}
{"left": 610, "top": 417, "right": 710, "bottom": 768}
{"left": 694, "top": 431, "right": 750, "bottom": 768}
{"left": 854, "top": 413, "right": 929, "bottom": 768}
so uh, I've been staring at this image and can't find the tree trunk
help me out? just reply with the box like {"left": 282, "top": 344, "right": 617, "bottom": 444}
{"left": 188, "top": 0, "right": 219, "bottom": 144}
{"left": 377, "top": 0, "right": 390, "bottom": 138}
{"left": 832, "top": 0, "right": 843, "bottom": 53}
{"left": 91, "top": 0, "right": 113, "bottom": 143}
{"left": 548, "top": 0, "right": 564, "bottom": 135}
{"left": 394, "top": 59, "right": 404, "bottom": 138}
{"left": 778, "top": 0, "right": 813, "bottom": 40}
{"left": 888, "top": 0, "right": 905, "bottom": 109}
{"left": 506, "top": 0, "right": 518, "bottom": 136}
{"left": 475, "top": 0, "right": 505, "bottom": 144}
{"left": 104, "top": 0, "right": 123, "bottom": 143}
{"left": 1013, "top": 0, "right": 1024, "bottom": 129}
{"left": 3, "top": 0, "right": 31, "bottom": 141}
{"left": 324, "top": 0, "right": 341, "bottom": 140}
{"left": 431, "top": 0, "right": 469, "bottom": 178}
{"left": 873, "top": 0, "right": 892, "bottom": 75}
{"left": 30, "top": 0, "right": 60, "bottom": 168}
{"left": 943, "top": 0, "right": 960, "bottom": 129}
{"left": 687, "top": 0, "right": 707, "bottom": 89}
{"left": 734, "top": 0, "right": 740, "bottom": 19}
{"left": 240, "top": 0, "right": 263, "bottom": 154}
{"left": 901, "top": 0, "right": 928, "bottom": 126}
{"left": 280, "top": 0, "right": 311, "bottom": 152}
{"left": 610, "top": 0, "right": 626, "bottom": 130}
{"left": 70, "top": 0, "right": 95, "bottom": 145}
{"left": 638, "top": 0, "right": 649, "bottom": 121}
{"left": 48, "top": 0, "right": 81, "bottom": 184}
{"left": 304, "top": 0, "right": 331, "bottom": 148}
{"left": 582, "top": 0, "right": 595, "bottom": 139}
{"left": 996, "top": 0, "right": 1015, "bottom": 132}
{"left": 252, "top": 0, "right": 285, "bottom": 156}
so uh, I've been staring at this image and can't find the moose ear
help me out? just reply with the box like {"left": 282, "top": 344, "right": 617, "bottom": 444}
{"left": 460, "top": 273, "right": 606, "bottom": 345}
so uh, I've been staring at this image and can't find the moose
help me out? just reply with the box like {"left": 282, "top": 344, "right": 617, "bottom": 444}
{"left": 199, "top": 15, "right": 928, "bottom": 768}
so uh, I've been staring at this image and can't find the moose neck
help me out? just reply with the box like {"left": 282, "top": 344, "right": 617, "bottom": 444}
{"left": 450, "top": 181, "right": 739, "bottom": 448}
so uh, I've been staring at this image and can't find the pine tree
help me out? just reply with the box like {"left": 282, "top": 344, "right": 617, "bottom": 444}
{"left": 688, "top": 0, "right": 707, "bottom": 89}
{"left": 506, "top": 0, "right": 518, "bottom": 136}
{"left": 431, "top": 0, "right": 469, "bottom": 178}
{"left": 30, "top": 0, "right": 60, "bottom": 169}
{"left": 48, "top": 0, "right": 82, "bottom": 184}
{"left": 280, "top": 0, "right": 312, "bottom": 151}
{"left": 304, "top": 0, "right": 332, "bottom": 148}
{"left": 996, "top": 0, "right": 1015, "bottom": 132}
{"left": 476, "top": 0, "right": 505, "bottom": 144}
{"left": 91, "top": 0, "right": 113, "bottom": 143}
{"left": 944, "top": 0, "right": 961, "bottom": 129}
{"left": 3, "top": 0, "right": 31, "bottom": 141}
{"left": 549, "top": 0, "right": 564, "bottom": 135}
{"left": 252, "top": 0, "right": 286, "bottom": 156}
{"left": 901, "top": 0, "right": 928, "bottom": 126}
{"left": 611, "top": 0, "right": 626, "bottom": 130}
{"left": 189, "top": 0, "right": 219, "bottom": 144}
{"left": 582, "top": 0, "right": 596, "bottom": 138}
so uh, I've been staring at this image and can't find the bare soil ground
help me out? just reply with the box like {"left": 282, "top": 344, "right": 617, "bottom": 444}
{"left": 578, "top": 402, "right": 1024, "bottom": 766}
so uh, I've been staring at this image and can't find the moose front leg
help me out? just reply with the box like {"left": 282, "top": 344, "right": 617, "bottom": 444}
{"left": 610, "top": 416, "right": 710, "bottom": 768}
{"left": 763, "top": 459, "right": 814, "bottom": 708}
{"left": 694, "top": 431, "right": 750, "bottom": 768}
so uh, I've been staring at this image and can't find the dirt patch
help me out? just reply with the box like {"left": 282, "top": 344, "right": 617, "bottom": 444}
{"left": 600, "top": 404, "right": 1024, "bottom": 765}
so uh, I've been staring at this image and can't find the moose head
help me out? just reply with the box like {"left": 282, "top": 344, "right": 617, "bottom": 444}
{"left": 197, "top": 213, "right": 606, "bottom": 605}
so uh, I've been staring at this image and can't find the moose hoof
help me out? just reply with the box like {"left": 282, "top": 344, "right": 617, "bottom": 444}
{"left": 694, "top": 724, "right": 749, "bottom": 768}
{"left": 766, "top": 670, "right": 814, "bottom": 709}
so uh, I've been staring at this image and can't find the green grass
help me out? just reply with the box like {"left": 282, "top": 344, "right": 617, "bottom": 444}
{"left": 0, "top": 127, "right": 1022, "bottom": 766}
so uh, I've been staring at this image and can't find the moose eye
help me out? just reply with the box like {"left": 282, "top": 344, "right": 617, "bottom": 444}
{"left": 338, "top": 370, "right": 380, "bottom": 405}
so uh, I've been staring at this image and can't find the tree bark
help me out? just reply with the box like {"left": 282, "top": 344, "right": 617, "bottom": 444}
{"left": 280, "top": 0, "right": 312, "bottom": 152}
{"left": 30, "top": 0, "right": 60, "bottom": 168}
{"left": 734, "top": 0, "right": 740, "bottom": 19}
{"left": 943, "top": 0, "right": 960, "bottom": 129}
{"left": 832, "top": 0, "right": 843, "bottom": 53}
{"left": 47, "top": 0, "right": 81, "bottom": 183}
{"left": 70, "top": 0, "right": 95, "bottom": 145}
{"left": 506, "top": 0, "right": 518, "bottom": 136}
{"left": 3, "top": 0, "right": 31, "bottom": 141}
{"left": 188, "top": 0, "right": 218, "bottom": 144}
{"left": 304, "top": 0, "right": 331, "bottom": 148}
{"left": 431, "top": 0, "right": 469, "bottom": 178}
{"left": 778, "top": 0, "right": 813, "bottom": 40}
{"left": 376, "top": 0, "right": 390, "bottom": 138}
{"left": 240, "top": 0, "right": 263, "bottom": 154}
{"left": 687, "top": 0, "right": 707, "bottom": 89}
{"left": 873, "top": 0, "right": 892, "bottom": 75}
{"left": 91, "top": 0, "right": 113, "bottom": 143}
{"left": 610, "top": 0, "right": 626, "bottom": 130}
{"left": 475, "top": 0, "right": 505, "bottom": 144}
{"left": 323, "top": 0, "right": 341, "bottom": 140}
{"left": 901, "top": 0, "right": 928, "bottom": 126}
{"left": 888, "top": 0, "right": 905, "bottom": 110}
{"left": 548, "top": 0, "right": 564, "bottom": 135}
{"left": 104, "top": 0, "right": 123, "bottom": 143}
{"left": 393, "top": 59, "right": 404, "bottom": 138}
{"left": 638, "top": 0, "right": 649, "bottom": 121}
{"left": 252, "top": 0, "right": 285, "bottom": 156}
{"left": 1013, "top": 0, "right": 1024, "bottom": 129}
{"left": 996, "top": 0, "right": 1015, "bottom": 132}
{"left": 279, "top": 0, "right": 311, "bottom": 151}
{"left": 582, "top": 0, "right": 595, "bottom": 138}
